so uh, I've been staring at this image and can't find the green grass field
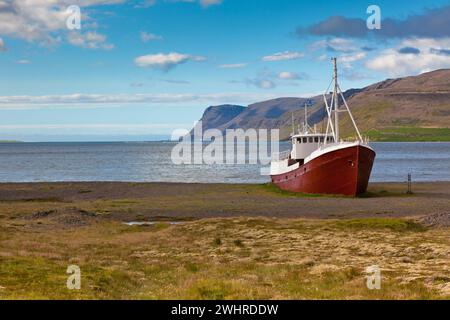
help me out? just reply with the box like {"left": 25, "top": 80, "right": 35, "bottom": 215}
{"left": 364, "top": 127, "right": 450, "bottom": 142}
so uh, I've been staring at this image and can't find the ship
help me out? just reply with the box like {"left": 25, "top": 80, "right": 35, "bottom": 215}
{"left": 270, "top": 58, "right": 376, "bottom": 196}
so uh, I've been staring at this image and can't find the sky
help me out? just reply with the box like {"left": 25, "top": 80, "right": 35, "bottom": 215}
{"left": 1, "top": 0, "right": 450, "bottom": 141}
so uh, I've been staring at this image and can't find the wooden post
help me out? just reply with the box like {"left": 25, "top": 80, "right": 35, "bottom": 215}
{"left": 407, "top": 173, "right": 412, "bottom": 194}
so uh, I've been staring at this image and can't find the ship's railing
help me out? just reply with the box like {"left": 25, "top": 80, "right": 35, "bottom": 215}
{"left": 272, "top": 150, "right": 291, "bottom": 161}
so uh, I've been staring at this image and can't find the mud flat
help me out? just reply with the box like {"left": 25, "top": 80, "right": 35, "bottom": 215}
{"left": 0, "top": 182, "right": 448, "bottom": 299}
{"left": 0, "top": 181, "right": 448, "bottom": 220}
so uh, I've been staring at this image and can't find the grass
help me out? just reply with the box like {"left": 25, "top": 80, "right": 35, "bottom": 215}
{"left": 365, "top": 127, "right": 450, "bottom": 142}
{"left": 259, "top": 183, "right": 332, "bottom": 198}
{"left": 0, "top": 182, "right": 448, "bottom": 299}
{"left": 357, "top": 189, "right": 411, "bottom": 198}
{"left": 233, "top": 239, "right": 244, "bottom": 247}
{"left": 333, "top": 218, "right": 427, "bottom": 232}
{"left": 0, "top": 215, "right": 448, "bottom": 300}
{"left": 262, "top": 183, "right": 411, "bottom": 199}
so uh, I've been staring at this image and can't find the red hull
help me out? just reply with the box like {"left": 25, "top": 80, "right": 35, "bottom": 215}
{"left": 271, "top": 145, "right": 375, "bottom": 196}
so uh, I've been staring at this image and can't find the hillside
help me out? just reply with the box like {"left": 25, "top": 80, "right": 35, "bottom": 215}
{"left": 197, "top": 104, "right": 245, "bottom": 131}
{"left": 195, "top": 69, "right": 450, "bottom": 141}
{"left": 197, "top": 92, "right": 358, "bottom": 138}
{"left": 335, "top": 69, "right": 450, "bottom": 141}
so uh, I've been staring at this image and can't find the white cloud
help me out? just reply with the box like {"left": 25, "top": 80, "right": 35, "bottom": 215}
{"left": 366, "top": 38, "right": 450, "bottom": 77}
{"left": 0, "top": 123, "right": 177, "bottom": 129}
{"left": 341, "top": 70, "right": 372, "bottom": 81}
{"left": 339, "top": 52, "right": 366, "bottom": 69}
{"left": 134, "top": 52, "right": 206, "bottom": 71}
{"left": 257, "top": 79, "right": 275, "bottom": 89}
{"left": 278, "top": 71, "right": 302, "bottom": 80}
{"left": 0, "top": 37, "right": 5, "bottom": 51}
{"left": 0, "top": 0, "right": 118, "bottom": 47}
{"left": 140, "top": 31, "right": 162, "bottom": 42}
{"left": 309, "top": 38, "right": 357, "bottom": 53}
{"left": 246, "top": 78, "right": 276, "bottom": 89}
{"left": 0, "top": 92, "right": 313, "bottom": 110}
{"left": 0, "top": 123, "right": 184, "bottom": 130}
{"left": 160, "top": 79, "right": 190, "bottom": 84}
{"left": 199, "top": 0, "right": 223, "bottom": 7}
{"left": 68, "top": 31, "right": 114, "bottom": 50}
{"left": 135, "top": 0, "right": 157, "bottom": 8}
{"left": 15, "top": 59, "right": 31, "bottom": 64}
{"left": 262, "top": 51, "right": 304, "bottom": 62}
{"left": 0, "top": 122, "right": 192, "bottom": 135}
{"left": 219, "top": 63, "right": 247, "bottom": 68}
{"left": 165, "top": 0, "right": 223, "bottom": 7}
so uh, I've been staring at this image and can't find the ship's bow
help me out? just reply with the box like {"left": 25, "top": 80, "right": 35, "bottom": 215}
{"left": 355, "top": 144, "right": 376, "bottom": 195}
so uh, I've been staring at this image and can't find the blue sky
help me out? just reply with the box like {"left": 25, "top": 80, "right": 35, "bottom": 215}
{"left": 1, "top": 0, "right": 450, "bottom": 141}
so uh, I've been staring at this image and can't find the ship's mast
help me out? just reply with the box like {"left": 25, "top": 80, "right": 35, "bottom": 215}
{"left": 304, "top": 101, "right": 308, "bottom": 133}
{"left": 304, "top": 101, "right": 308, "bottom": 132}
{"left": 323, "top": 58, "right": 363, "bottom": 143}
{"left": 302, "top": 99, "right": 313, "bottom": 134}
{"left": 333, "top": 57, "right": 339, "bottom": 142}
{"left": 291, "top": 111, "right": 295, "bottom": 136}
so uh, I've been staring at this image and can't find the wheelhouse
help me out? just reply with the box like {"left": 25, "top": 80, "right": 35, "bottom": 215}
{"left": 290, "top": 133, "right": 334, "bottom": 161}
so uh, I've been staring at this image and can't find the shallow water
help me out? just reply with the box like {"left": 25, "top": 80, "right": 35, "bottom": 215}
{"left": 123, "top": 221, "right": 183, "bottom": 226}
{"left": 0, "top": 141, "right": 449, "bottom": 183}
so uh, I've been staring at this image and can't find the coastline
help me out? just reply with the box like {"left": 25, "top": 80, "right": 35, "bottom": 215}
{"left": 0, "top": 181, "right": 449, "bottom": 220}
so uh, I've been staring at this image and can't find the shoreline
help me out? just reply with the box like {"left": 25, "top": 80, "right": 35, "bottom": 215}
{"left": 0, "top": 181, "right": 448, "bottom": 220}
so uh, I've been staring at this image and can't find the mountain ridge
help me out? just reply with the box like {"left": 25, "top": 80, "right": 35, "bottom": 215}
{"left": 195, "top": 69, "right": 450, "bottom": 141}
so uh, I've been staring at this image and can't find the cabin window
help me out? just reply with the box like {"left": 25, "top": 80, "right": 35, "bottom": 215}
{"left": 302, "top": 137, "right": 307, "bottom": 143}
{"left": 308, "top": 137, "right": 313, "bottom": 143}
{"left": 314, "top": 137, "right": 319, "bottom": 143}
{"left": 297, "top": 138, "right": 301, "bottom": 143}
{"left": 320, "top": 137, "right": 324, "bottom": 142}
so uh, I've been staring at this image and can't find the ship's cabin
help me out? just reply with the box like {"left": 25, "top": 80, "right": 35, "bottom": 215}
{"left": 290, "top": 133, "right": 334, "bottom": 162}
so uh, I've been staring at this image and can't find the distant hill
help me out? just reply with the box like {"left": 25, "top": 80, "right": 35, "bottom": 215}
{"left": 195, "top": 69, "right": 450, "bottom": 141}
{"left": 214, "top": 97, "right": 322, "bottom": 134}
{"left": 198, "top": 104, "right": 246, "bottom": 131}
{"left": 335, "top": 69, "right": 450, "bottom": 141}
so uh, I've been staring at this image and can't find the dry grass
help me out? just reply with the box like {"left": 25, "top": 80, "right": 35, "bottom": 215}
{"left": 0, "top": 215, "right": 449, "bottom": 300}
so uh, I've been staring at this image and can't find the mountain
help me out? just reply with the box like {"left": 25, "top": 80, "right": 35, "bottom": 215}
{"left": 197, "top": 104, "right": 246, "bottom": 131}
{"left": 215, "top": 97, "right": 320, "bottom": 133}
{"left": 195, "top": 69, "right": 450, "bottom": 141}
{"left": 334, "top": 69, "right": 450, "bottom": 141}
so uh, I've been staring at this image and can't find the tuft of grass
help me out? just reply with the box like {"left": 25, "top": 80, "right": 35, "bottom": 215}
{"left": 185, "top": 263, "right": 199, "bottom": 273}
{"left": 260, "top": 183, "right": 334, "bottom": 198}
{"left": 358, "top": 189, "right": 412, "bottom": 198}
{"left": 213, "top": 237, "right": 222, "bottom": 246}
{"left": 0, "top": 197, "right": 63, "bottom": 203}
{"left": 233, "top": 239, "right": 244, "bottom": 247}
{"left": 187, "top": 279, "right": 232, "bottom": 300}
{"left": 333, "top": 218, "right": 427, "bottom": 232}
